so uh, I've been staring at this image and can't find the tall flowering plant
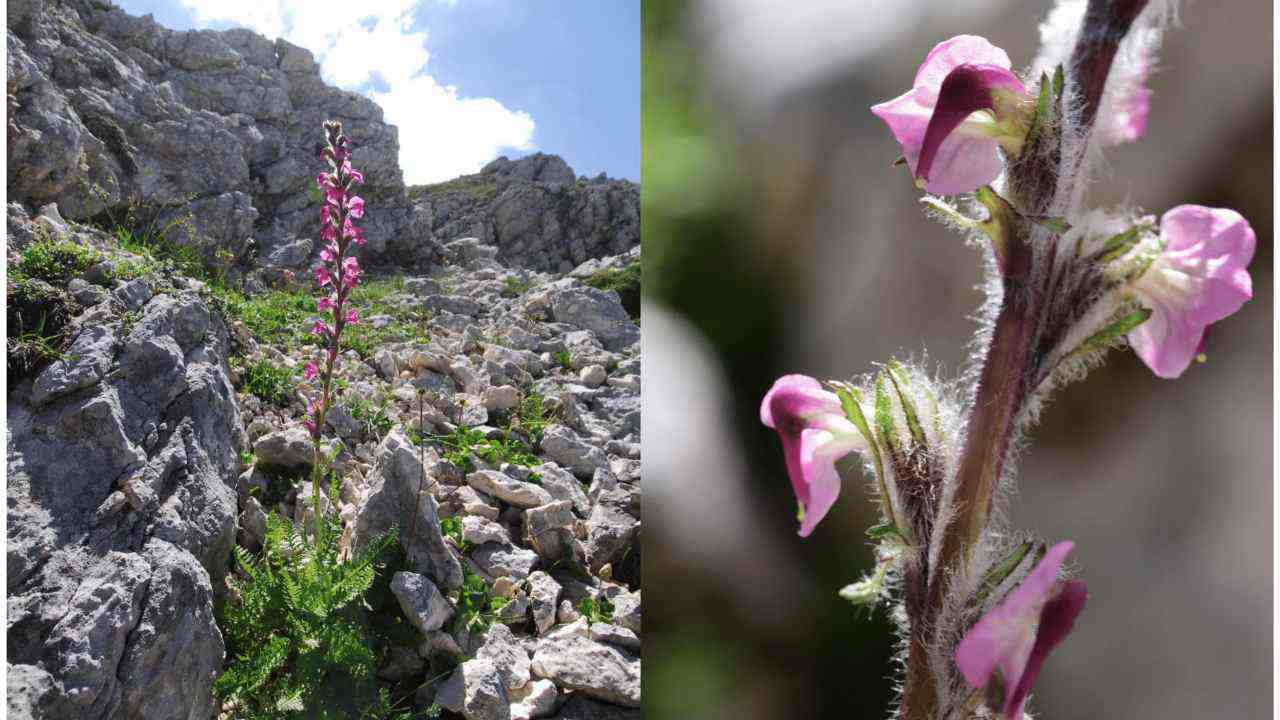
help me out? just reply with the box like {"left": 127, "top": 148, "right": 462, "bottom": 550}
{"left": 303, "top": 120, "right": 366, "bottom": 517}
{"left": 762, "top": 2, "right": 1254, "bottom": 718}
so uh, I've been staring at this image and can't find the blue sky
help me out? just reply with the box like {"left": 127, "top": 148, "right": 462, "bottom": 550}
{"left": 114, "top": 0, "right": 639, "bottom": 184}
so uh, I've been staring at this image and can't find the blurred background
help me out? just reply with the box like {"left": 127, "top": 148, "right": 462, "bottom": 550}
{"left": 641, "top": 1, "right": 1272, "bottom": 718}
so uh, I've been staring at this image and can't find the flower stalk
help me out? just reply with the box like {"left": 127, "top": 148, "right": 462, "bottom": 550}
{"left": 304, "top": 120, "right": 367, "bottom": 531}
{"left": 762, "top": 1, "right": 1256, "bottom": 718}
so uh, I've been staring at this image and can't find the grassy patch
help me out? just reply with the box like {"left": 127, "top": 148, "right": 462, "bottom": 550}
{"left": 501, "top": 276, "right": 533, "bottom": 297}
{"left": 13, "top": 234, "right": 103, "bottom": 286}
{"left": 553, "top": 349, "right": 573, "bottom": 370}
{"left": 416, "top": 425, "right": 541, "bottom": 474}
{"left": 583, "top": 261, "right": 640, "bottom": 320}
{"left": 7, "top": 278, "right": 76, "bottom": 381}
{"left": 406, "top": 176, "right": 498, "bottom": 202}
{"left": 240, "top": 358, "right": 297, "bottom": 407}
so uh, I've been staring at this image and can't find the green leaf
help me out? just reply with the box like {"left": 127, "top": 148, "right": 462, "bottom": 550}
{"left": 886, "top": 361, "right": 926, "bottom": 447}
{"left": 873, "top": 373, "right": 897, "bottom": 453}
{"left": 973, "top": 541, "right": 1036, "bottom": 607}
{"left": 1067, "top": 307, "right": 1153, "bottom": 358}
{"left": 1096, "top": 223, "right": 1153, "bottom": 264}
{"left": 865, "top": 523, "right": 904, "bottom": 541}
{"left": 1052, "top": 64, "right": 1065, "bottom": 101}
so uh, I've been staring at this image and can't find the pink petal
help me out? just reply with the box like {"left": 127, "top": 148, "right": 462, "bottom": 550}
{"left": 914, "top": 35, "right": 1014, "bottom": 97}
{"left": 915, "top": 64, "right": 1024, "bottom": 192}
{"left": 1129, "top": 206, "right": 1255, "bottom": 379}
{"left": 955, "top": 541, "right": 1076, "bottom": 692}
{"left": 760, "top": 374, "right": 867, "bottom": 536}
{"left": 1003, "top": 580, "right": 1087, "bottom": 719}
{"left": 347, "top": 195, "right": 365, "bottom": 219}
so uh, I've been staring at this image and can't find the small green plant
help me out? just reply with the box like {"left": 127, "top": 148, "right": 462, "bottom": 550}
{"left": 439, "top": 516, "right": 467, "bottom": 551}
{"left": 7, "top": 277, "right": 75, "bottom": 380}
{"left": 501, "top": 276, "right": 533, "bottom": 297}
{"left": 214, "top": 506, "right": 399, "bottom": 718}
{"left": 453, "top": 565, "right": 509, "bottom": 633}
{"left": 242, "top": 359, "right": 297, "bottom": 407}
{"left": 583, "top": 261, "right": 640, "bottom": 320}
{"left": 14, "top": 233, "right": 102, "bottom": 286}
{"left": 553, "top": 349, "right": 573, "bottom": 370}
{"left": 344, "top": 392, "right": 395, "bottom": 438}
{"left": 576, "top": 595, "right": 615, "bottom": 624}
{"left": 420, "top": 425, "right": 542, "bottom": 473}
{"left": 240, "top": 450, "right": 255, "bottom": 466}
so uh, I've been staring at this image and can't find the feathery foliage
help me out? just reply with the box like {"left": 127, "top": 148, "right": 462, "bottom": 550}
{"left": 214, "top": 504, "right": 399, "bottom": 718}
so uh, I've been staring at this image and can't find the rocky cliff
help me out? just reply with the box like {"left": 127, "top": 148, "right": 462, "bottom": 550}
{"left": 8, "top": 2, "right": 640, "bottom": 719}
{"left": 7, "top": 0, "right": 639, "bottom": 281}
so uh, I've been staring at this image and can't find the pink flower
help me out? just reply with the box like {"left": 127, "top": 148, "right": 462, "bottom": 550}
{"left": 1127, "top": 205, "right": 1255, "bottom": 379}
{"left": 320, "top": 247, "right": 334, "bottom": 263}
{"left": 955, "top": 541, "right": 1088, "bottom": 720}
{"left": 317, "top": 296, "right": 336, "bottom": 312}
{"left": 304, "top": 361, "right": 319, "bottom": 382}
{"left": 342, "top": 256, "right": 361, "bottom": 284}
{"left": 325, "top": 186, "right": 344, "bottom": 207}
{"left": 303, "top": 419, "right": 317, "bottom": 437}
{"left": 343, "top": 219, "right": 365, "bottom": 245}
{"left": 342, "top": 160, "right": 364, "bottom": 184}
{"left": 760, "top": 375, "right": 870, "bottom": 537}
{"left": 314, "top": 266, "right": 332, "bottom": 287}
{"left": 311, "top": 320, "right": 331, "bottom": 337}
{"left": 321, "top": 223, "right": 337, "bottom": 243}
{"left": 346, "top": 195, "right": 365, "bottom": 219}
{"left": 345, "top": 309, "right": 359, "bottom": 324}
{"left": 316, "top": 172, "right": 334, "bottom": 189}
{"left": 871, "top": 35, "right": 1029, "bottom": 195}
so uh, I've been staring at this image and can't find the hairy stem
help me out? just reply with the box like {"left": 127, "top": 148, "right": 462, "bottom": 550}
{"left": 900, "top": 1, "right": 1150, "bottom": 717}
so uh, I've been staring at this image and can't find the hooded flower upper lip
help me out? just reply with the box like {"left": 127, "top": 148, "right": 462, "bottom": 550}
{"left": 871, "top": 35, "right": 1028, "bottom": 195}
{"left": 760, "top": 375, "right": 869, "bottom": 537}
{"left": 955, "top": 541, "right": 1088, "bottom": 720}
{"left": 1126, "top": 205, "right": 1255, "bottom": 379}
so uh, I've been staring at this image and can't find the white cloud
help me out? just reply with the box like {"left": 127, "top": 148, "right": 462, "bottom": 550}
{"left": 179, "top": 0, "right": 536, "bottom": 183}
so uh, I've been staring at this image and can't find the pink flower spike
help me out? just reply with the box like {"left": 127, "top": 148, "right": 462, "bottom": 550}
{"left": 1127, "top": 205, "right": 1255, "bottom": 379}
{"left": 760, "top": 375, "right": 870, "bottom": 537}
{"left": 871, "top": 35, "right": 1028, "bottom": 195}
{"left": 346, "top": 195, "right": 365, "bottom": 219}
{"left": 304, "top": 361, "right": 319, "bottom": 382}
{"left": 955, "top": 541, "right": 1088, "bottom": 720}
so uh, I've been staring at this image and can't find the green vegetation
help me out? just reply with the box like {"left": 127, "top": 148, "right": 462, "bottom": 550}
{"left": 7, "top": 278, "right": 75, "bottom": 380}
{"left": 453, "top": 565, "right": 509, "bottom": 633}
{"left": 576, "top": 595, "right": 615, "bottom": 624}
{"left": 241, "top": 359, "right": 297, "bottom": 407}
{"left": 344, "top": 391, "right": 395, "bottom": 439}
{"left": 553, "top": 349, "right": 574, "bottom": 370}
{"left": 214, "top": 505, "right": 401, "bottom": 718}
{"left": 12, "top": 233, "right": 103, "bottom": 286}
{"left": 7, "top": 232, "right": 98, "bottom": 380}
{"left": 439, "top": 516, "right": 467, "bottom": 551}
{"left": 406, "top": 177, "right": 498, "bottom": 202}
{"left": 501, "top": 275, "right": 533, "bottom": 297}
{"left": 583, "top": 261, "right": 640, "bottom": 320}
{"left": 417, "top": 425, "right": 540, "bottom": 474}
